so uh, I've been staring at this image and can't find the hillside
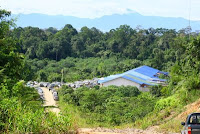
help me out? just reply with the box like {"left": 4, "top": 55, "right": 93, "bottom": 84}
{"left": 12, "top": 13, "right": 200, "bottom": 31}
{"left": 77, "top": 98, "right": 200, "bottom": 134}
{"left": 2, "top": 8, "right": 200, "bottom": 133}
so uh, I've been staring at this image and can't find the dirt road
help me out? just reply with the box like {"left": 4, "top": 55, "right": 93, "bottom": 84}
{"left": 78, "top": 127, "right": 179, "bottom": 134}
{"left": 41, "top": 87, "right": 60, "bottom": 114}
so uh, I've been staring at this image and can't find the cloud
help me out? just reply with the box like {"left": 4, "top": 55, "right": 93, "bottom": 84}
{"left": 1, "top": 0, "right": 200, "bottom": 20}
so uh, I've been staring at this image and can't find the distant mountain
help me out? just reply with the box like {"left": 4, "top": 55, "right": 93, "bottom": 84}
{"left": 11, "top": 13, "right": 200, "bottom": 31}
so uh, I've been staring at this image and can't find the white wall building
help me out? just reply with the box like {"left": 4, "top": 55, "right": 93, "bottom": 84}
{"left": 98, "top": 65, "right": 168, "bottom": 92}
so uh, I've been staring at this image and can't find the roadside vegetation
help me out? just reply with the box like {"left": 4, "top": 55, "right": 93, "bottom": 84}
{"left": 0, "top": 9, "right": 73, "bottom": 133}
{"left": 58, "top": 86, "right": 156, "bottom": 127}
{"left": 1, "top": 7, "right": 200, "bottom": 133}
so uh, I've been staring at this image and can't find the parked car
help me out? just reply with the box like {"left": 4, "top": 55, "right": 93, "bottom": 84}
{"left": 49, "top": 87, "right": 53, "bottom": 92}
{"left": 181, "top": 113, "right": 200, "bottom": 134}
{"left": 51, "top": 88, "right": 56, "bottom": 94}
{"left": 40, "top": 95, "right": 44, "bottom": 100}
{"left": 52, "top": 82, "right": 61, "bottom": 87}
{"left": 36, "top": 87, "right": 43, "bottom": 94}
{"left": 42, "top": 82, "right": 49, "bottom": 87}
{"left": 48, "top": 84, "right": 55, "bottom": 89}
{"left": 39, "top": 82, "right": 45, "bottom": 87}
{"left": 33, "top": 81, "right": 38, "bottom": 85}
{"left": 53, "top": 92, "right": 59, "bottom": 101}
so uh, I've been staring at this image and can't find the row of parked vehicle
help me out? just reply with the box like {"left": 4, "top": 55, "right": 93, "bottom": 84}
{"left": 35, "top": 87, "right": 44, "bottom": 100}
{"left": 26, "top": 81, "right": 44, "bottom": 100}
{"left": 66, "top": 78, "right": 100, "bottom": 89}
{"left": 26, "top": 81, "right": 60, "bottom": 101}
{"left": 39, "top": 82, "right": 59, "bottom": 101}
{"left": 26, "top": 81, "right": 39, "bottom": 88}
{"left": 39, "top": 82, "right": 62, "bottom": 88}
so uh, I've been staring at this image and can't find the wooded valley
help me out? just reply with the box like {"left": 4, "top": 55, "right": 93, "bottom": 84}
{"left": 1, "top": 8, "right": 200, "bottom": 133}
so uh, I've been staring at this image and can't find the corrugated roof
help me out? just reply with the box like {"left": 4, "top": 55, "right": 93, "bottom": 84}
{"left": 122, "top": 74, "right": 156, "bottom": 86}
{"left": 98, "top": 65, "right": 167, "bottom": 86}
{"left": 123, "top": 68, "right": 152, "bottom": 80}
{"left": 98, "top": 74, "right": 122, "bottom": 83}
{"left": 133, "top": 65, "right": 159, "bottom": 77}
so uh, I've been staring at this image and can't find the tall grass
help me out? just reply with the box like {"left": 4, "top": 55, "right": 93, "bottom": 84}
{"left": 134, "top": 86, "right": 200, "bottom": 132}
{"left": 0, "top": 81, "right": 75, "bottom": 133}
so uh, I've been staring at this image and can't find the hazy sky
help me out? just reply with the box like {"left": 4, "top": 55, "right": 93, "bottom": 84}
{"left": 1, "top": 0, "right": 199, "bottom": 20}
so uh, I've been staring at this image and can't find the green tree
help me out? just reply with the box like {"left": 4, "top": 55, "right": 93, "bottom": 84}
{"left": 0, "top": 9, "right": 25, "bottom": 87}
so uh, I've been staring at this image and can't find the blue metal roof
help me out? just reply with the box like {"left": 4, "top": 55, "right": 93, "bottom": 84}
{"left": 133, "top": 65, "right": 159, "bottom": 77}
{"left": 98, "top": 74, "right": 122, "bottom": 84}
{"left": 122, "top": 75, "right": 143, "bottom": 85}
{"left": 98, "top": 65, "right": 167, "bottom": 86}
{"left": 123, "top": 68, "right": 152, "bottom": 80}
{"left": 122, "top": 74, "right": 156, "bottom": 86}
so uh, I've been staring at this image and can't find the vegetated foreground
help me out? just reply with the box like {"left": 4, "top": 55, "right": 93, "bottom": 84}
{"left": 58, "top": 83, "right": 200, "bottom": 133}
{"left": 77, "top": 97, "right": 200, "bottom": 134}
{"left": 42, "top": 85, "right": 166, "bottom": 134}
{"left": 0, "top": 10, "right": 74, "bottom": 133}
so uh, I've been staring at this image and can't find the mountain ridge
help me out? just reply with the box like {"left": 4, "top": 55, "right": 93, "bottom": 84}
{"left": 11, "top": 13, "right": 200, "bottom": 31}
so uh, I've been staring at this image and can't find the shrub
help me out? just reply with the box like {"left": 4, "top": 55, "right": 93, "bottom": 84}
{"left": 150, "top": 85, "right": 163, "bottom": 97}
{"left": 59, "top": 86, "right": 156, "bottom": 126}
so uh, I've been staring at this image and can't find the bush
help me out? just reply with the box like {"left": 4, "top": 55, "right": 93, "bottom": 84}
{"left": 0, "top": 81, "right": 73, "bottom": 133}
{"left": 150, "top": 85, "right": 163, "bottom": 97}
{"left": 59, "top": 85, "right": 156, "bottom": 126}
{"left": 155, "top": 96, "right": 179, "bottom": 111}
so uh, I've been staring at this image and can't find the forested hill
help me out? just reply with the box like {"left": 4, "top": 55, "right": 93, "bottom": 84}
{"left": 11, "top": 24, "right": 199, "bottom": 82}
{"left": 12, "top": 13, "right": 200, "bottom": 31}
{"left": 12, "top": 25, "right": 197, "bottom": 68}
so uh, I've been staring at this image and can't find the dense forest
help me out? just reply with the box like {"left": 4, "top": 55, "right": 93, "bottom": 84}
{"left": 12, "top": 24, "right": 194, "bottom": 63}
{"left": 1, "top": 8, "right": 200, "bottom": 133}
{"left": 10, "top": 22, "right": 198, "bottom": 82}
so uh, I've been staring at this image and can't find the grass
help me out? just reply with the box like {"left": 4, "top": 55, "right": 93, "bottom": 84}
{"left": 57, "top": 96, "right": 89, "bottom": 128}
{"left": 57, "top": 96, "right": 123, "bottom": 129}
{"left": 133, "top": 89, "right": 200, "bottom": 133}
{"left": 56, "top": 85, "right": 200, "bottom": 133}
{"left": 159, "top": 119, "right": 182, "bottom": 133}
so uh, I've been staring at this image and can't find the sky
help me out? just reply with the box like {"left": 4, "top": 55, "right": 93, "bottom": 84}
{"left": 1, "top": 0, "right": 200, "bottom": 20}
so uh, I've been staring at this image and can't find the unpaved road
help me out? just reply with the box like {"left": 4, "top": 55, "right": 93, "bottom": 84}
{"left": 41, "top": 87, "right": 60, "bottom": 114}
{"left": 78, "top": 127, "right": 179, "bottom": 134}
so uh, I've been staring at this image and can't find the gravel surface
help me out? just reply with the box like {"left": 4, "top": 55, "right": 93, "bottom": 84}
{"left": 78, "top": 127, "right": 179, "bottom": 134}
{"left": 41, "top": 87, "right": 60, "bottom": 114}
